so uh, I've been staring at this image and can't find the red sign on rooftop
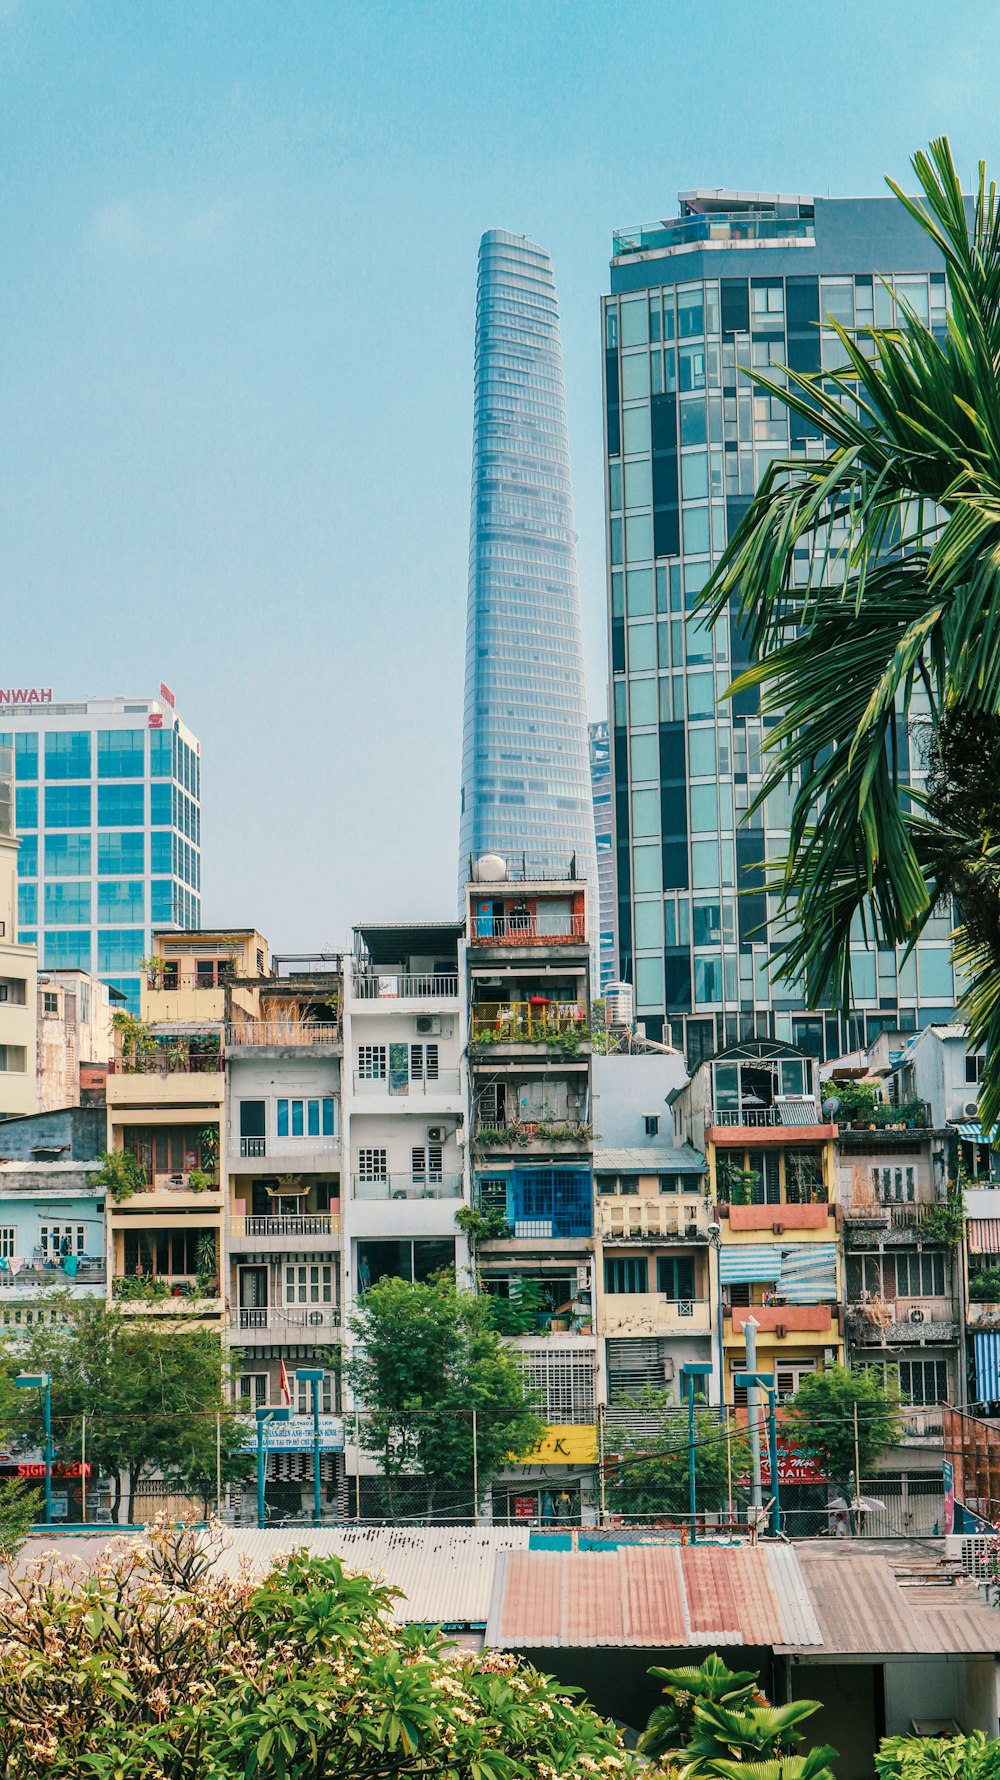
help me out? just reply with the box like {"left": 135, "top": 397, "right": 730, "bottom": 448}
{"left": 159, "top": 682, "right": 175, "bottom": 708}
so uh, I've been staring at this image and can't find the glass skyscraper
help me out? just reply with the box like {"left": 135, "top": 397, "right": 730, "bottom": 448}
{"left": 588, "top": 721, "right": 615, "bottom": 991}
{"left": 459, "top": 230, "right": 597, "bottom": 902}
{"left": 2, "top": 692, "right": 201, "bottom": 1013}
{"left": 603, "top": 191, "right": 956, "bottom": 1065}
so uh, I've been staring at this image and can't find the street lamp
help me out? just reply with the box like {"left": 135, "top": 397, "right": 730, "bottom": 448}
{"left": 733, "top": 1370, "right": 782, "bottom": 1537}
{"left": 706, "top": 1223, "right": 724, "bottom": 1410}
{"left": 15, "top": 1372, "right": 52, "bottom": 1525}
{"left": 679, "top": 1362, "right": 714, "bottom": 1543}
{"left": 295, "top": 1368, "right": 325, "bottom": 1527}
{"left": 255, "top": 1404, "right": 293, "bottom": 1529}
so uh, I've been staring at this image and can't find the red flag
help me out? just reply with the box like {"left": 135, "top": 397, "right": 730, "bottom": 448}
{"left": 279, "top": 1359, "right": 292, "bottom": 1407}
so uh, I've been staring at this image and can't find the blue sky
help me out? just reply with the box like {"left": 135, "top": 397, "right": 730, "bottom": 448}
{"left": 2, "top": 0, "right": 996, "bottom": 944}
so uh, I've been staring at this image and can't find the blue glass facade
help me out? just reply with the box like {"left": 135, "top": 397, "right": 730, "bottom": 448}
{"left": 4, "top": 696, "right": 202, "bottom": 1012}
{"left": 459, "top": 230, "right": 597, "bottom": 901}
{"left": 589, "top": 721, "right": 615, "bottom": 991}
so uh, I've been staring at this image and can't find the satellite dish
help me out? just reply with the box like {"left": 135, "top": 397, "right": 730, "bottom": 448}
{"left": 473, "top": 853, "right": 507, "bottom": 883}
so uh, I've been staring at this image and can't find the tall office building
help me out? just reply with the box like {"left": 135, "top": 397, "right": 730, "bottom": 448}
{"left": 0, "top": 689, "right": 201, "bottom": 1014}
{"left": 459, "top": 230, "right": 597, "bottom": 906}
{"left": 603, "top": 191, "right": 956, "bottom": 1065}
{"left": 588, "top": 721, "right": 615, "bottom": 992}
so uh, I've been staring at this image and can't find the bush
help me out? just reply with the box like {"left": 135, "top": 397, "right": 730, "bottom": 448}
{"left": 0, "top": 1523, "right": 642, "bottom": 1777}
{"left": 89, "top": 1148, "right": 147, "bottom": 1202}
{"left": 876, "top": 1731, "right": 1000, "bottom": 1780}
{"left": 970, "top": 1268, "right": 1000, "bottom": 1302}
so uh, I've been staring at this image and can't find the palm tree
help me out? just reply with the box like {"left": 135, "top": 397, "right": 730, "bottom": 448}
{"left": 699, "top": 138, "right": 1000, "bottom": 1124}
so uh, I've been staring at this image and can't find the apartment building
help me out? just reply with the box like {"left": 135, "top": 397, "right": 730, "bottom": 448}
{"left": 36, "top": 969, "right": 115, "bottom": 1111}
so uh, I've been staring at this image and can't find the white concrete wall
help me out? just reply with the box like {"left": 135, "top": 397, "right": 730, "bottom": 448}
{"left": 592, "top": 1052, "right": 689, "bottom": 1149}
{"left": 883, "top": 1656, "right": 999, "bottom": 1736}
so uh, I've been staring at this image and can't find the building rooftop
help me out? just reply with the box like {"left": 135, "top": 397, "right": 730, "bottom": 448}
{"left": 592, "top": 1145, "right": 707, "bottom": 1175}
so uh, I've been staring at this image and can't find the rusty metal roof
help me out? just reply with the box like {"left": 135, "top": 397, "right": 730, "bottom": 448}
{"left": 486, "top": 1542, "right": 823, "bottom": 1650}
{"left": 486, "top": 1542, "right": 1000, "bottom": 1655}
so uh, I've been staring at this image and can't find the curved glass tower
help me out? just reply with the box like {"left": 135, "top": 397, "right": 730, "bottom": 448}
{"left": 459, "top": 230, "right": 597, "bottom": 901}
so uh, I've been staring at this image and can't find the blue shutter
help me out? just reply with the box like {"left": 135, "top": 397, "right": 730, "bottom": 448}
{"left": 974, "top": 1331, "right": 1000, "bottom": 1403}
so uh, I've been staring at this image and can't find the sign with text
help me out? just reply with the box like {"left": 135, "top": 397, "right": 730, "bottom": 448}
{"left": 0, "top": 688, "right": 52, "bottom": 704}
{"left": 515, "top": 1425, "right": 597, "bottom": 1467}
{"left": 238, "top": 1415, "right": 344, "bottom": 1454}
{"left": 740, "top": 1434, "right": 828, "bottom": 1488}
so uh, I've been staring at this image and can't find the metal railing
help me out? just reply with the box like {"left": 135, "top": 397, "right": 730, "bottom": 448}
{"left": 707, "top": 1103, "right": 822, "bottom": 1128}
{"left": 470, "top": 1003, "right": 588, "bottom": 1041}
{"left": 108, "top": 1048, "right": 223, "bottom": 1075}
{"left": 238, "top": 1136, "right": 338, "bottom": 1159}
{"left": 225, "top": 1020, "right": 340, "bottom": 1047}
{"left": 843, "top": 1201, "right": 938, "bottom": 1229}
{"left": 469, "top": 913, "right": 586, "bottom": 945}
{"left": 613, "top": 211, "right": 815, "bottom": 259}
{"left": 351, "top": 1069, "right": 462, "bottom": 1095}
{"left": 354, "top": 973, "right": 459, "bottom": 1000}
{"left": 229, "top": 1215, "right": 340, "bottom": 1239}
{"left": 232, "top": 1305, "right": 341, "bottom": 1332}
{"left": 0, "top": 1259, "right": 106, "bottom": 1286}
{"left": 352, "top": 1173, "right": 463, "bottom": 1201}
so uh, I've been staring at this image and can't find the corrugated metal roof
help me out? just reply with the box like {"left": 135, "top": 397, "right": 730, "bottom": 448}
{"left": 486, "top": 1543, "right": 823, "bottom": 1650}
{"left": 785, "top": 1547, "right": 1000, "bottom": 1656}
{"left": 592, "top": 1146, "right": 707, "bottom": 1174}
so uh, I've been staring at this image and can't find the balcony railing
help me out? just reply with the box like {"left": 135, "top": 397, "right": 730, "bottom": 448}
{"left": 108, "top": 1046, "right": 223, "bottom": 1076}
{"left": 599, "top": 1201, "right": 707, "bottom": 1241}
{"left": 232, "top": 1305, "right": 341, "bottom": 1333}
{"left": 0, "top": 1259, "right": 106, "bottom": 1287}
{"left": 351, "top": 1069, "right": 462, "bottom": 1096}
{"left": 226, "top": 1020, "right": 340, "bottom": 1047}
{"left": 237, "top": 1136, "right": 338, "bottom": 1160}
{"left": 843, "top": 1201, "right": 938, "bottom": 1230}
{"left": 470, "top": 1003, "right": 588, "bottom": 1043}
{"left": 469, "top": 914, "right": 586, "bottom": 947}
{"left": 230, "top": 1215, "right": 339, "bottom": 1239}
{"left": 600, "top": 1295, "right": 711, "bottom": 1336}
{"left": 354, "top": 973, "right": 459, "bottom": 1000}
{"left": 707, "top": 1103, "right": 823, "bottom": 1128}
{"left": 613, "top": 211, "right": 815, "bottom": 259}
{"left": 352, "top": 1173, "right": 463, "bottom": 1201}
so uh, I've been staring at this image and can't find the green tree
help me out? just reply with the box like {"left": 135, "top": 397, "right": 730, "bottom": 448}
{"left": 641, "top": 1654, "right": 836, "bottom": 1780}
{"left": 698, "top": 137, "right": 1000, "bottom": 1130}
{"left": 605, "top": 1390, "right": 750, "bottom": 1520}
{"left": 0, "top": 1522, "right": 642, "bottom": 1778}
{"left": 347, "top": 1275, "right": 545, "bottom": 1516}
{"left": 0, "top": 1361, "right": 39, "bottom": 1556}
{"left": 14, "top": 1298, "right": 252, "bottom": 1521}
{"left": 785, "top": 1365, "right": 903, "bottom": 1508}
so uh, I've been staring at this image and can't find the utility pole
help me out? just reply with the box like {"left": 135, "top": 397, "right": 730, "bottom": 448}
{"left": 744, "top": 1317, "right": 762, "bottom": 1519}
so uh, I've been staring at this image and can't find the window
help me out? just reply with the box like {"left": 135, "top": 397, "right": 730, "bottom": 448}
{"left": 44, "top": 731, "right": 91, "bottom": 780}
{"left": 604, "top": 1256, "right": 649, "bottom": 1294}
{"left": 411, "top": 1145, "right": 443, "bottom": 1183}
{"left": 239, "top": 1101, "right": 266, "bottom": 1138}
{"left": 46, "top": 833, "right": 91, "bottom": 877}
{"left": 276, "top": 1098, "right": 335, "bottom": 1139}
{"left": 15, "top": 786, "right": 37, "bottom": 829}
{"left": 644, "top": 1115, "right": 659, "bottom": 1136}
{"left": 39, "top": 1224, "right": 86, "bottom": 1260}
{"left": 14, "top": 733, "right": 37, "bottom": 780}
{"left": 967, "top": 1053, "right": 986, "bottom": 1084}
{"left": 99, "top": 831, "right": 145, "bottom": 875}
{"left": 898, "top": 1359, "right": 947, "bottom": 1406}
{"left": 97, "top": 729, "right": 144, "bottom": 778}
{"left": 149, "top": 727, "right": 173, "bottom": 777}
{"left": 150, "top": 782, "right": 172, "bottom": 826}
{"left": 285, "top": 1264, "right": 335, "bottom": 1305}
{"left": 44, "top": 932, "right": 90, "bottom": 971}
{"left": 895, "top": 1251, "right": 946, "bottom": 1297}
{"left": 235, "top": 1374, "right": 268, "bottom": 1411}
{"left": 97, "top": 784, "right": 144, "bottom": 827}
{"left": 151, "top": 881, "right": 173, "bottom": 924}
{"left": 97, "top": 931, "right": 144, "bottom": 974}
{"left": 17, "top": 834, "right": 36, "bottom": 875}
{"left": 357, "top": 1045, "right": 386, "bottom": 1080}
{"left": 45, "top": 785, "right": 90, "bottom": 827}
{"left": 872, "top": 1165, "right": 916, "bottom": 1203}
{"left": 357, "top": 1238, "right": 456, "bottom": 1289}
{"left": 517, "top": 1348, "right": 594, "bottom": 1422}
{"left": 410, "top": 1043, "right": 439, "bottom": 1081}
{"left": 17, "top": 883, "right": 36, "bottom": 927}
{"left": 657, "top": 1255, "right": 695, "bottom": 1300}
{"left": 295, "top": 1371, "right": 335, "bottom": 1414}
{"left": 0, "top": 1228, "right": 15, "bottom": 1259}
{"left": 357, "top": 1149, "right": 388, "bottom": 1182}
{"left": 96, "top": 880, "right": 144, "bottom": 923}
{"left": 42, "top": 992, "right": 59, "bottom": 1015}
{"left": 44, "top": 882, "right": 91, "bottom": 925}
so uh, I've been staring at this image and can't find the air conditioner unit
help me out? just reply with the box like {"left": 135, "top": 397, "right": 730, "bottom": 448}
{"left": 909, "top": 1306, "right": 926, "bottom": 1325}
{"left": 416, "top": 1016, "right": 442, "bottom": 1036}
{"left": 427, "top": 1126, "right": 446, "bottom": 1143}
{"left": 965, "top": 1101, "right": 980, "bottom": 1119}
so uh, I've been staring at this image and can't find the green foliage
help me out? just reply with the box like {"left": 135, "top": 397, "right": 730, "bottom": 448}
{"left": 970, "top": 1267, "right": 1000, "bottom": 1301}
{"left": 0, "top": 1524, "right": 640, "bottom": 1778}
{"left": 454, "top": 1202, "right": 512, "bottom": 1244}
{"left": 347, "top": 1275, "right": 545, "bottom": 1513}
{"left": 112, "top": 1273, "right": 171, "bottom": 1301}
{"left": 921, "top": 1183, "right": 965, "bottom": 1247}
{"left": 785, "top": 1365, "right": 903, "bottom": 1495}
{"left": 696, "top": 136, "right": 1000, "bottom": 1134}
{"left": 822, "top": 1079, "right": 878, "bottom": 1123}
{"left": 605, "top": 1391, "right": 750, "bottom": 1520}
{"left": 876, "top": 1731, "right": 1000, "bottom": 1780}
{"left": 640, "top": 1654, "right": 836, "bottom": 1780}
{"left": 0, "top": 1367, "right": 38, "bottom": 1555}
{"left": 12, "top": 1299, "right": 252, "bottom": 1520}
{"left": 485, "top": 1277, "right": 548, "bottom": 1336}
{"left": 186, "top": 1166, "right": 212, "bottom": 1193}
{"left": 716, "top": 1157, "right": 760, "bottom": 1205}
{"left": 111, "top": 1009, "right": 156, "bottom": 1070}
{"left": 89, "top": 1147, "right": 146, "bottom": 1202}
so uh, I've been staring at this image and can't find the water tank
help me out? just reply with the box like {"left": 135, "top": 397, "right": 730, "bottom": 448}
{"left": 604, "top": 982, "right": 634, "bottom": 1027}
{"left": 472, "top": 853, "right": 508, "bottom": 883}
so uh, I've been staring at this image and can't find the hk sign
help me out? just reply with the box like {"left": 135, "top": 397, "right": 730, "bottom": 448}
{"left": 0, "top": 689, "right": 52, "bottom": 705}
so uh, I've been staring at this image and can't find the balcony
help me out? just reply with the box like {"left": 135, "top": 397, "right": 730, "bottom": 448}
{"left": 351, "top": 1069, "right": 462, "bottom": 1098}
{"left": 236, "top": 1136, "right": 339, "bottom": 1163}
{"left": 107, "top": 1048, "right": 224, "bottom": 1077}
{"left": 725, "top": 1303, "right": 835, "bottom": 1338}
{"left": 469, "top": 1004, "right": 589, "bottom": 1054}
{"left": 353, "top": 972, "right": 459, "bottom": 1001}
{"left": 598, "top": 1199, "right": 709, "bottom": 1242}
{"left": 469, "top": 913, "right": 586, "bottom": 947}
{"left": 107, "top": 1070, "right": 226, "bottom": 1107}
{"left": 724, "top": 1202, "right": 834, "bottom": 1234}
{"left": 0, "top": 1259, "right": 106, "bottom": 1293}
{"left": 476, "top": 1123, "right": 592, "bottom": 1155}
{"left": 708, "top": 1103, "right": 835, "bottom": 1141}
{"left": 600, "top": 1295, "right": 711, "bottom": 1338}
{"left": 225, "top": 1020, "right": 340, "bottom": 1049}
{"left": 229, "top": 1304, "right": 341, "bottom": 1343}
{"left": 352, "top": 1173, "right": 463, "bottom": 1201}
{"left": 228, "top": 1214, "right": 341, "bottom": 1254}
{"left": 113, "top": 1278, "right": 223, "bottom": 1317}
{"left": 613, "top": 210, "right": 815, "bottom": 260}
{"left": 848, "top": 1298, "right": 959, "bottom": 1344}
{"left": 843, "top": 1202, "right": 945, "bottom": 1245}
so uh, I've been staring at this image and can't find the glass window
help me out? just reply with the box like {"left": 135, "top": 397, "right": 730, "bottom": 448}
{"left": 150, "top": 783, "right": 172, "bottom": 826}
{"left": 630, "top": 733, "right": 658, "bottom": 781}
{"left": 608, "top": 461, "right": 622, "bottom": 511}
{"left": 97, "top": 784, "right": 144, "bottom": 827}
{"left": 44, "top": 882, "right": 91, "bottom": 924}
{"left": 683, "top": 506, "right": 711, "bottom": 553}
{"left": 17, "top": 834, "right": 37, "bottom": 875}
{"left": 628, "top": 678, "right": 658, "bottom": 726}
{"left": 679, "top": 345, "right": 706, "bottom": 391}
{"left": 633, "top": 899, "right": 662, "bottom": 949}
{"left": 631, "top": 846, "right": 660, "bottom": 892}
{"left": 45, "top": 785, "right": 90, "bottom": 828}
{"left": 15, "top": 787, "right": 36, "bottom": 830}
{"left": 681, "top": 452, "right": 709, "bottom": 499}
{"left": 624, "top": 459, "right": 652, "bottom": 510}
{"left": 686, "top": 673, "right": 716, "bottom": 718}
{"left": 44, "top": 731, "right": 91, "bottom": 780}
{"left": 149, "top": 727, "right": 173, "bottom": 776}
{"left": 15, "top": 733, "right": 37, "bottom": 781}
{"left": 619, "top": 299, "right": 649, "bottom": 347}
{"left": 691, "top": 840, "right": 720, "bottom": 888}
{"left": 45, "top": 833, "right": 91, "bottom": 877}
{"left": 17, "top": 883, "right": 36, "bottom": 927}
{"left": 97, "top": 930, "right": 145, "bottom": 974}
{"left": 626, "top": 514, "right": 653, "bottom": 562}
{"left": 621, "top": 353, "right": 649, "bottom": 400}
{"left": 44, "top": 931, "right": 91, "bottom": 971}
{"left": 97, "top": 730, "right": 145, "bottom": 778}
{"left": 631, "top": 789, "right": 659, "bottom": 838}
{"left": 690, "top": 782, "right": 720, "bottom": 832}
{"left": 149, "top": 831, "right": 168, "bottom": 874}
{"left": 99, "top": 831, "right": 145, "bottom": 875}
{"left": 680, "top": 399, "right": 707, "bottom": 445}
{"left": 622, "top": 406, "right": 651, "bottom": 454}
{"left": 657, "top": 1255, "right": 695, "bottom": 1299}
{"left": 151, "top": 880, "right": 173, "bottom": 924}
{"left": 625, "top": 567, "right": 654, "bottom": 616}
{"left": 694, "top": 954, "right": 724, "bottom": 1003}
{"left": 918, "top": 947, "right": 954, "bottom": 999}
{"left": 604, "top": 1255, "right": 648, "bottom": 1293}
{"left": 628, "top": 623, "right": 655, "bottom": 671}
{"left": 97, "top": 880, "right": 144, "bottom": 923}
{"left": 634, "top": 955, "right": 664, "bottom": 1008}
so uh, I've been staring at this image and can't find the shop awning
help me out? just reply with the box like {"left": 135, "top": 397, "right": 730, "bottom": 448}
{"left": 954, "top": 1122, "right": 998, "bottom": 1145}
{"left": 974, "top": 1331, "right": 1000, "bottom": 1402}
{"left": 968, "top": 1219, "right": 1000, "bottom": 1254}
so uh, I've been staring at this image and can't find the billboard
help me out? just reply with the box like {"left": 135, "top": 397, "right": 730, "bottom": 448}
{"left": 238, "top": 1415, "right": 344, "bottom": 1454}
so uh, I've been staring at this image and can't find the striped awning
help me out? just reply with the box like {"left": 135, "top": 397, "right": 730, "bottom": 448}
{"left": 955, "top": 1122, "right": 998, "bottom": 1145}
{"left": 718, "top": 1245, "right": 781, "bottom": 1284}
{"left": 974, "top": 1331, "right": 1000, "bottom": 1403}
{"left": 778, "top": 1243, "right": 838, "bottom": 1303}
{"left": 968, "top": 1219, "right": 1000, "bottom": 1255}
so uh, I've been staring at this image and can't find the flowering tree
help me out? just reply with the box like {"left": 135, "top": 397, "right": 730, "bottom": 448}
{"left": 0, "top": 1521, "right": 644, "bottom": 1778}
